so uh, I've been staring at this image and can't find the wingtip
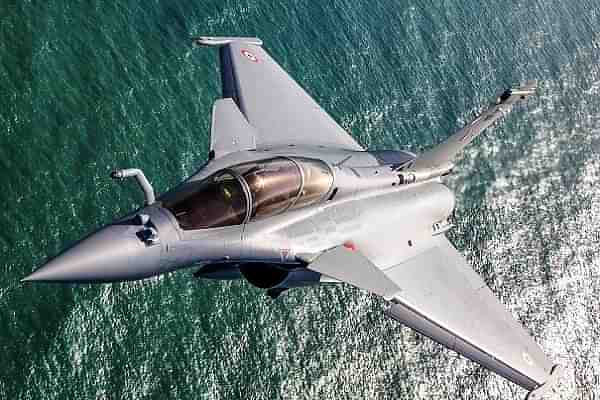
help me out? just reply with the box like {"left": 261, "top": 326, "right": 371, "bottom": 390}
{"left": 513, "top": 80, "right": 538, "bottom": 95}
{"left": 192, "top": 36, "right": 263, "bottom": 47}
{"left": 496, "top": 81, "right": 537, "bottom": 104}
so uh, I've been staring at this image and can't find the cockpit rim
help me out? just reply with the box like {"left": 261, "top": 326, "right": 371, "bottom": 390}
{"left": 159, "top": 156, "right": 336, "bottom": 231}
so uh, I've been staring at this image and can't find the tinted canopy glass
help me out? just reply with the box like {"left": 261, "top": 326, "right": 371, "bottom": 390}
{"left": 293, "top": 157, "right": 335, "bottom": 208}
{"left": 162, "top": 172, "right": 247, "bottom": 230}
{"left": 234, "top": 158, "right": 302, "bottom": 219}
{"left": 162, "top": 157, "right": 334, "bottom": 230}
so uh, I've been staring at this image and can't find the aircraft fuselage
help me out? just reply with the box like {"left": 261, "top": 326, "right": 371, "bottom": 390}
{"left": 23, "top": 147, "right": 454, "bottom": 289}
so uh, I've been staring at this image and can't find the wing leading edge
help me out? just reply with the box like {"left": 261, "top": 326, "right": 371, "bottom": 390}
{"left": 195, "top": 36, "right": 364, "bottom": 154}
{"left": 413, "top": 81, "right": 537, "bottom": 170}
{"left": 305, "top": 236, "right": 561, "bottom": 398}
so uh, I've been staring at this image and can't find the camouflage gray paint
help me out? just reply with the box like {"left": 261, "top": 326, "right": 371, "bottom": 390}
{"left": 22, "top": 37, "right": 560, "bottom": 399}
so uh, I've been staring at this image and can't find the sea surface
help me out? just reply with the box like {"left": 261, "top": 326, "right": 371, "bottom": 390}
{"left": 2, "top": 1, "right": 600, "bottom": 399}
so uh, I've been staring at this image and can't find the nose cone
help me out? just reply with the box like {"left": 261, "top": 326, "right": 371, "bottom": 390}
{"left": 22, "top": 224, "right": 162, "bottom": 283}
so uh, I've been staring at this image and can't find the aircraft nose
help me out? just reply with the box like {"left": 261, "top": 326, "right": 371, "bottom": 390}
{"left": 22, "top": 224, "right": 162, "bottom": 283}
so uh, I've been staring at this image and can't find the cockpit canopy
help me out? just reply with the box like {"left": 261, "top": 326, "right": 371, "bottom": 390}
{"left": 161, "top": 157, "right": 334, "bottom": 230}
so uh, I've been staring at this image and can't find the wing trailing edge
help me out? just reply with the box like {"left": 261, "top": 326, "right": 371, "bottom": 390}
{"left": 304, "top": 234, "right": 561, "bottom": 397}
{"left": 382, "top": 236, "right": 561, "bottom": 397}
{"left": 194, "top": 36, "right": 364, "bottom": 151}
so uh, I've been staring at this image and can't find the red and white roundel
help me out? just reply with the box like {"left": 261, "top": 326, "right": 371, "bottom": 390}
{"left": 241, "top": 49, "right": 258, "bottom": 62}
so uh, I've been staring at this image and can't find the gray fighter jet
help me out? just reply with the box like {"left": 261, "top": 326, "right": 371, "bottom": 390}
{"left": 23, "top": 37, "right": 562, "bottom": 398}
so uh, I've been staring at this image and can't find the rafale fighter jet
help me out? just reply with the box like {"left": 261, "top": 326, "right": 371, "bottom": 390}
{"left": 23, "top": 37, "right": 562, "bottom": 398}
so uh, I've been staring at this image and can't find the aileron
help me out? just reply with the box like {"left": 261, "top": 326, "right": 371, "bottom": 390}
{"left": 382, "top": 236, "right": 555, "bottom": 392}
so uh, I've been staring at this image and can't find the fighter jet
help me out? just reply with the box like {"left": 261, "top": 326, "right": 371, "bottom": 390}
{"left": 22, "top": 37, "right": 561, "bottom": 398}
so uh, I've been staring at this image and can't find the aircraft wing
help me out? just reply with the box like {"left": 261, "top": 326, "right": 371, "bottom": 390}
{"left": 413, "top": 81, "right": 537, "bottom": 170}
{"left": 304, "top": 235, "right": 561, "bottom": 398}
{"left": 195, "top": 36, "right": 364, "bottom": 158}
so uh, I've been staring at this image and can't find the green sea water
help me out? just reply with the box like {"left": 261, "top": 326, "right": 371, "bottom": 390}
{"left": 2, "top": 1, "right": 600, "bottom": 399}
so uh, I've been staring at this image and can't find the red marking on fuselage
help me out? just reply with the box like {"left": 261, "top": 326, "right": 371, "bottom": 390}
{"left": 343, "top": 241, "right": 357, "bottom": 252}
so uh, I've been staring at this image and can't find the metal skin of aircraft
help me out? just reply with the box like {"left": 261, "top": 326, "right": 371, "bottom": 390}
{"left": 22, "top": 37, "right": 562, "bottom": 398}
